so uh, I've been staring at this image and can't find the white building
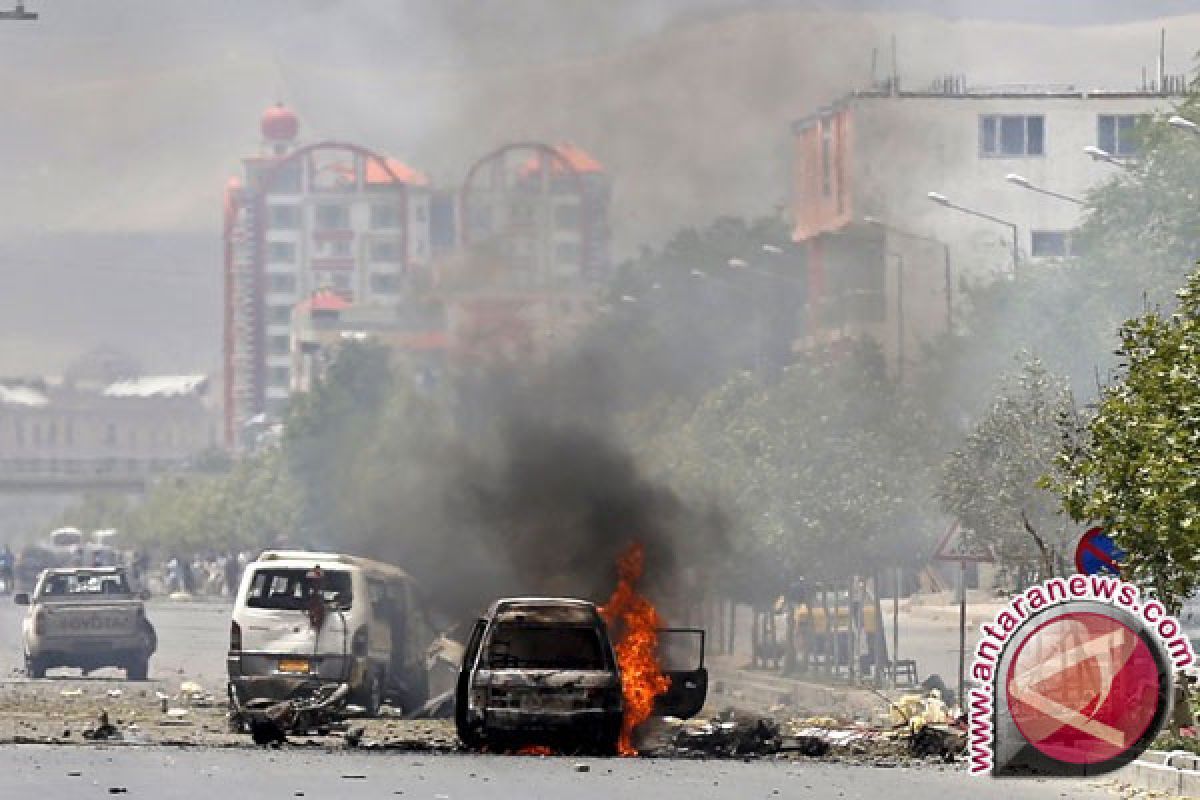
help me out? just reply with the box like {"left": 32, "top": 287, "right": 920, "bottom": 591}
{"left": 790, "top": 75, "right": 1187, "bottom": 374}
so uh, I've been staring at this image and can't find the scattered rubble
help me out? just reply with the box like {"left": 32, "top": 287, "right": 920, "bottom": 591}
{"left": 82, "top": 710, "right": 120, "bottom": 741}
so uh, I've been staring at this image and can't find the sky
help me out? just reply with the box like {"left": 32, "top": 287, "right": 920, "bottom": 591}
{"left": 3, "top": 0, "right": 1200, "bottom": 375}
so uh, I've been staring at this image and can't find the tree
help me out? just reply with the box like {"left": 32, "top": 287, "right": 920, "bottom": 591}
{"left": 636, "top": 342, "right": 943, "bottom": 600}
{"left": 1054, "top": 270, "right": 1200, "bottom": 611}
{"left": 938, "top": 358, "right": 1077, "bottom": 586}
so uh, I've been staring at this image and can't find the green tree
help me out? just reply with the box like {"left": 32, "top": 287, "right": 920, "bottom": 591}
{"left": 1055, "top": 270, "right": 1200, "bottom": 611}
{"left": 938, "top": 358, "right": 1077, "bottom": 586}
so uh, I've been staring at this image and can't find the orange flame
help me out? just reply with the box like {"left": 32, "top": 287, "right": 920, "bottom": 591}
{"left": 600, "top": 541, "right": 671, "bottom": 756}
{"left": 515, "top": 745, "right": 555, "bottom": 756}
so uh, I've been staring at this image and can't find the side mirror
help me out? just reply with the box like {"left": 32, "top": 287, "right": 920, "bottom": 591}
{"left": 13, "top": 593, "right": 29, "bottom": 606}
{"left": 140, "top": 590, "right": 152, "bottom": 601}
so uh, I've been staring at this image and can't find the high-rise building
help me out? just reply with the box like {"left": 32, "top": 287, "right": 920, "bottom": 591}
{"left": 223, "top": 104, "right": 432, "bottom": 447}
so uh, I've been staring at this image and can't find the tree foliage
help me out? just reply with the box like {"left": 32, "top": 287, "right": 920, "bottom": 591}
{"left": 1055, "top": 270, "right": 1200, "bottom": 610}
{"left": 634, "top": 343, "right": 943, "bottom": 600}
{"left": 938, "top": 358, "right": 1076, "bottom": 584}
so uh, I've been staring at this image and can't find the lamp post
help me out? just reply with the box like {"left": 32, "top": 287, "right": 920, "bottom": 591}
{"left": 1004, "top": 173, "right": 1084, "bottom": 206}
{"left": 1169, "top": 115, "right": 1200, "bottom": 136}
{"left": 862, "top": 216, "right": 954, "bottom": 381}
{"left": 1083, "top": 145, "right": 1133, "bottom": 169}
{"left": 927, "top": 191, "right": 1020, "bottom": 280}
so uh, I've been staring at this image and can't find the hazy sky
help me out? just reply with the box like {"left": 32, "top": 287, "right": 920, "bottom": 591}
{"left": 3, "top": 0, "right": 1200, "bottom": 375}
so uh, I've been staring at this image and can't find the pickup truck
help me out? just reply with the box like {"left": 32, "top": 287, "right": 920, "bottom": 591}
{"left": 15, "top": 567, "right": 157, "bottom": 679}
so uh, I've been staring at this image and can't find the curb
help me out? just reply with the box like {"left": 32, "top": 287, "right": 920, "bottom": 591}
{"left": 1116, "top": 749, "right": 1200, "bottom": 798}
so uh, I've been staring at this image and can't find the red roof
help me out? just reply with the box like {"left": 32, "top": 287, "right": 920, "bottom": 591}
{"left": 296, "top": 290, "right": 351, "bottom": 315}
{"left": 364, "top": 157, "right": 429, "bottom": 187}
{"left": 520, "top": 143, "right": 603, "bottom": 177}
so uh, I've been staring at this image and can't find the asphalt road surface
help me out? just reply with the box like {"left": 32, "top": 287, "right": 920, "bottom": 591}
{"left": 3, "top": 745, "right": 1126, "bottom": 800}
{"left": 0, "top": 596, "right": 232, "bottom": 690}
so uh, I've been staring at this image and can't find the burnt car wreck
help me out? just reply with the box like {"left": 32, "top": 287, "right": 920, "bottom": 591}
{"left": 455, "top": 597, "right": 707, "bottom": 755}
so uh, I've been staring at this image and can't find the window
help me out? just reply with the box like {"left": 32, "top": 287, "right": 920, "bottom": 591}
{"left": 13, "top": 420, "right": 22, "bottom": 446}
{"left": 370, "top": 203, "right": 400, "bottom": 229}
{"left": 820, "top": 124, "right": 833, "bottom": 196}
{"left": 370, "top": 240, "right": 400, "bottom": 262}
{"left": 1031, "top": 230, "right": 1072, "bottom": 258}
{"left": 315, "top": 204, "right": 350, "bottom": 230}
{"left": 555, "top": 241, "right": 580, "bottom": 265}
{"left": 267, "top": 241, "right": 296, "bottom": 262}
{"left": 245, "top": 568, "right": 352, "bottom": 611}
{"left": 413, "top": 204, "right": 427, "bottom": 223}
{"left": 370, "top": 273, "right": 400, "bottom": 293}
{"left": 268, "top": 366, "right": 290, "bottom": 387}
{"left": 1098, "top": 114, "right": 1145, "bottom": 157}
{"left": 268, "top": 204, "right": 300, "bottom": 229}
{"left": 268, "top": 304, "right": 292, "bottom": 325}
{"left": 317, "top": 239, "right": 351, "bottom": 257}
{"left": 980, "top": 115, "right": 1044, "bottom": 157}
{"left": 104, "top": 423, "right": 117, "bottom": 446}
{"left": 269, "top": 335, "right": 290, "bottom": 356}
{"left": 486, "top": 622, "right": 606, "bottom": 670}
{"left": 268, "top": 274, "right": 296, "bottom": 293}
{"left": 554, "top": 204, "right": 580, "bottom": 230}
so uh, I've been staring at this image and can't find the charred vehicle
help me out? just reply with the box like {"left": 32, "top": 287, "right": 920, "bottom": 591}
{"left": 15, "top": 566, "right": 157, "bottom": 679}
{"left": 227, "top": 551, "right": 433, "bottom": 726}
{"left": 455, "top": 597, "right": 707, "bottom": 754}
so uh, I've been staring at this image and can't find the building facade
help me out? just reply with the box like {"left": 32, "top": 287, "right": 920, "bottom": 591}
{"left": 223, "top": 105, "right": 433, "bottom": 446}
{"left": 790, "top": 77, "right": 1186, "bottom": 375}
{"left": 0, "top": 375, "right": 217, "bottom": 480}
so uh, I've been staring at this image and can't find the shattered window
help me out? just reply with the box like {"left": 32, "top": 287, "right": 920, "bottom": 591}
{"left": 486, "top": 622, "right": 607, "bottom": 670}
{"left": 245, "top": 568, "right": 353, "bottom": 611}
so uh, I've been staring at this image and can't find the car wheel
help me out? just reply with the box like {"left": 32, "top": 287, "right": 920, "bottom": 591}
{"left": 25, "top": 652, "right": 45, "bottom": 679}
{"left": 127, "top": 656, "right": 149, "bottom": 681}
{"left": 353, "top": 671, "right": 382, "bottom": 717}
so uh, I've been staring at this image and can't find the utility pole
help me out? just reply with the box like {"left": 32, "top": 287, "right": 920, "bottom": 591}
{"left": 0, "top": 2, "right": 37, "bottom": 20}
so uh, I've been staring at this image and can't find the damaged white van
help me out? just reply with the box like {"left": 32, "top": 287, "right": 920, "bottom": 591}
{"left": 227, "top": 551, "right": 433, "bottom": 717}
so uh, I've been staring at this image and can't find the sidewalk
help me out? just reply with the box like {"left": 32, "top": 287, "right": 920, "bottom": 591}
{"left": 705, "top": 653, "right": 896, "bottom": 719}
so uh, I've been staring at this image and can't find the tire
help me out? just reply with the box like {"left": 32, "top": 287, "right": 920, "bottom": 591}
{"left": 25, "top": 652, "right": 45, "bottom": 679}
{"left": 126, "top": 656, "right": 149, "bottom": 681}
{"left": 353, "top": 671, "right": 382, "bottom": 717}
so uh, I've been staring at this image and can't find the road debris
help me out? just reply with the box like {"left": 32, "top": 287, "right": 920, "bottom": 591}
{"left": 82, "top": 710, "right": 120, "bottom": 741}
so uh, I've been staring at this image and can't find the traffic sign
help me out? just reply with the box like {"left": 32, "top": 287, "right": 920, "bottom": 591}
{"left": 934, "top": 521, "right": 993, "bottom": 563}
{"left": 1074, "top": 527, "right": 1123, "bottom": 576}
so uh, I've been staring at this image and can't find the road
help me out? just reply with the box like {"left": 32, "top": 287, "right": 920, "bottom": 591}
{"left": 0, "top": 595, "right": 232, "bottom": 691}
{"left": 2, "top": 745, "right": 1121, "bottom": 800}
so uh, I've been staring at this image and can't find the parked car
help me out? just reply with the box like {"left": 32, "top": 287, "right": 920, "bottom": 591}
{"left": 227, "top": 551, "right": 433, "bottom": 717}
{"left": 455, "top": 596, "right": 707, "bottom": 754}
{"left": 15, "top": 566, "right": 156, "bottom": 679}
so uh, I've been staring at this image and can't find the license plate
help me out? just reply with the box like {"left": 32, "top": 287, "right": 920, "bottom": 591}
{"left": 278, "top": 658, "right": 310, "bottom": 674}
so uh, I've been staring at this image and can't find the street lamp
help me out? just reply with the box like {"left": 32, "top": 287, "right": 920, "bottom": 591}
{"left": 862, "top": 216, "right": 954, "bottom": 381}
{"left": 1083, "top": 145, "right": 1132, "bottom": 169}
{"left": 1169, "top": 115, "right": 1200, "bottom": 136}
{"left": 927, "top": 191, "right": 1020, "bottom": 279}
{"left": 1005, "top": 173, "right": 1083, "bottom": 205}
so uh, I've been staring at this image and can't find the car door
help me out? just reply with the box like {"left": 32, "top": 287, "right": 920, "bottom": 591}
{"left": 454, "top": 618, "right": 487, "bottom": 745}
{"left": 653, "top": 627, "right": 707, "bottom": 719}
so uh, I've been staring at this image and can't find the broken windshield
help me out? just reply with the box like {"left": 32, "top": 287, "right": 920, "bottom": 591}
{"left": 245, "top": 568, "right": 353, "bottom": 611}
{"left": 485, "top": 622, "right": 607, "bottom": 670}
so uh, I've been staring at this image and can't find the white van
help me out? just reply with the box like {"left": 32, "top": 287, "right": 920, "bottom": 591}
{"left": 227, "top": 551, "right": 432, "bottom": 715}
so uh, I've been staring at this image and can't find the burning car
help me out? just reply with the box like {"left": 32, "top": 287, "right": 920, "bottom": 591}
{"left": 455, "top": 596, "right": 706, "bottom": 754}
